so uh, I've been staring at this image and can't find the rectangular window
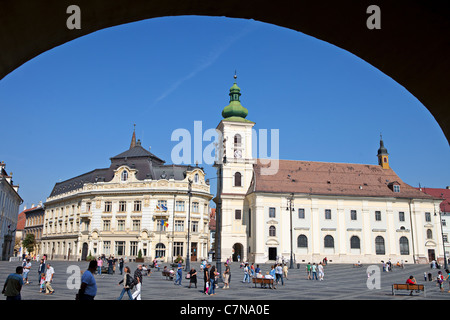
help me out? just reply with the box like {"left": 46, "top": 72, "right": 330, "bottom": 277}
{"left": 133, "top": 200, "right": 142, "bottom": 212}
{"left": 86, "top": 202, "right": 91, "bottom": 212}
{"left": 132, "top": 220, "right": 141, "bottom": 231}
{"left": 269, "top": 207, "right": 276, "bottom": 218}
{"left": 104, "top": 201, "right": 112, "bottom": 213}
{"left": 103, "top": 220, "right": 111, "bottom": 231}
{"left": 129, "top": 241, "right": 138, "bottom": 256}
{"left": 156, "top": 219, "right": 167, "bottom": 232}
{"left": 235, "top": 209, "right": 242, "bottom": 220}
{"left": 393, "top": 185, "right": 400, "bottom": 193}
{"left": 115, "top": 241, "right": 125, "bottom": 256}
{"left": 119, "top": 201, "right": 127, "bottom": 212}
{"left": 117, "top": 220, "right": 125, "bottom": 231}
{"left": 176, "top": 201, "right": 185, "bottom": 212}
{"left": 158, "top": 200, "right": 167, "bottom": 209}
{"left": 175, "top": 220, "right": 184, "bottom": 232}
{"left": 325, "top": 209, "right": 332, "bottom": 220}
{"left": 350, "top": 210, "right": 357, "bottom": 221}
{"left": 375, "top": 211, "right": 382, "bottom": 221}
{"left": 174, "top": 242, "right": 184, "bottom": 257}
{"left": 103, "top": 241, "right": 111, "bottom": 255}
{"left": 191, "top": 221, "right": 199, "bottom": 233}
{"left": 399, "top": 211, "right": 405, "bottom": 222}
{"left": 425, "top": 212, "right": 431, "bottom": 222}
{"left": 298, "top": 208, "right": 305, "bottom": 219}
{"left": 192, "top": 202, "right": 199, "bottom": 213}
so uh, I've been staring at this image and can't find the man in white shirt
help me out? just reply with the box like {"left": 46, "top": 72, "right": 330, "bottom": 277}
{"left": 44, "top": 264, "right": 55, "bottom": 294}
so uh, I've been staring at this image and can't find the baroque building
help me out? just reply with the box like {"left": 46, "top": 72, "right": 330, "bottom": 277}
{"left": 215, "top": 78, "right": 443, "bottom": 265}
{"left": 41, "top": 133, "right": 213, "bottom": 261}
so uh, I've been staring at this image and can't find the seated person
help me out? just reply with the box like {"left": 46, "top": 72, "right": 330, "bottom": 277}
{"left": 256, "top": 271, "right": 264, "bottom": 279}
{"left": 406, "top": 275, "right": 417, "bottom": 296}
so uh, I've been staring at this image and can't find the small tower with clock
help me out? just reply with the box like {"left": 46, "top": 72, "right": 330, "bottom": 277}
{"left": 214, "top": 74, "right": 255, "bottom": 263}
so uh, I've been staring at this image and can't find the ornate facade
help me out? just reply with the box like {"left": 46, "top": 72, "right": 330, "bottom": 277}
{"left": 41, "top": 133, "right": 213, "bottom": 261}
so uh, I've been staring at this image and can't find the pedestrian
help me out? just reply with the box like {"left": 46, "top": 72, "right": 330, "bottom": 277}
{"left": 117, "top": 266, "right": 134, "bottom": 300}
{"left": 107, "top": 256, "right": 114, "bottom": 274}
{"left": 188, "top": 267, "right": 197, "bottom": 289}
{"left": 39, "top": 273, "right": 45, "bottom": 293}
{"left": 437, "top": 271, "right": 445, "bottom": 292}
{"left": 306, "top": 262, "right": 311, "bottom": 280}
{"left": 250, "top": 263, "right": 255, "bottom": 277}
{"left": 2, "top": 266, "right": 23, "bottom": 300}
{"left": 37, "top": 258, "right": 46, "bottom": 285}
{"left": 311, "top": 263, "right": 318, "bottom": 280}
{"left": 132, "top": 265, "right": 143, "bottom": 300}
{"left": 444, "top": 269, "right": 450, "bottom": 293}
{"left": 223, "top": 262, "right": 230, "bottom": 289}
{"left": 118, "top": 258, "right": 124, "bottom": 275}
{"left": 318, "top": 262, "right": 324, "bottom": 281}
{"left": 76, "top": 260, "right": 97, "bottom": 300}
{"left": 97, "top": 257, "right": 103, "bottom": 275}
{"left": 174, "top": 261, "right": 182, "bottom": 285}
{"left": 242, "top": 263, "right": 250, "bottom": 283}
{"left": 44, "top": 263, "right": 55, "bottom": 295}
{"left": 282, "top": 264, "right": 288, "bottom": 280}
{"left": 204, "top": 264, "right": 210, "bottom": 294}
{"left": 209, "top": 265, "right": 216, "bottom": 296}
{"left": 275, "top": 264, "right": 284, "bottom": 286}
{"left": 23, "top": 259, "right": 31, "bottom": 284}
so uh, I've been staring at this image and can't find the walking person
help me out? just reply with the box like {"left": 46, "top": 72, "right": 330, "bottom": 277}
{"left": 311, "top": 263, "right": 318, "bottom": 280}
{"left": 318, "top": 262, "right": 324, "bottom": 281}
{"left": 223, "top": 262, "right": 230, "bottom": 289}
{"left": 2, "top": 266, "right": 24, "bottom": 300}
{"left": 97, "top": 257, "right": 103, "bottom": 275}
{"left": 203, "top": 264, "right": 210, "bottom": 294}
{"left": 118, "top": 258, "right": 124, "bottom": 275}
{"left": 188, "top": 267, "right": 197, "bottom": 289}
{"left": 23, "top": 259, "right": 31, "bottom": 285}
{"left": 209, "top": 265, "right": 217, "bottom": 296}
{"left": 76, "top": 260, "right": 97, "bottom": 300}
{"left": 282, "top": 264, "right": 288, "bottom": 280}
{"left": 174, "top": 261, "right": 182, "bottom": 285}
{"left": 37, "top": 259, "right": 46, "bottom": 285}
{"left": 275, "top": 264, "right": 284, "bottom": 286}
{"left": 306, "top": 263, "right": 311, "bottom": 280}
{"left": 117, "top": 266, "right": 134, "bottom": 300}
{"left": 132, "top": 265, "right": 143, "bottom": 300}
{"left": 44, "top": 263, "right": 55, "bottom": 295}
{"left": 242, "top": 263, "right": 250, "bottom": 283}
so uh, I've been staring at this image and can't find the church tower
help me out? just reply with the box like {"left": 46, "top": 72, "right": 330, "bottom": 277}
{"left": 377, "top": 135, "right": 390, "bottom": 169}
{"left": 215, "top": 75, "right": 255, "bottom": 263}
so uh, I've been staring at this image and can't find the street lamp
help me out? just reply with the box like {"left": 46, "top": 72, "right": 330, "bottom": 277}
{"left": 185, "top": 179, "right": 192, "bottom": 271}
{"left": 286, "top": 192, "right": 294, "bottom": 269}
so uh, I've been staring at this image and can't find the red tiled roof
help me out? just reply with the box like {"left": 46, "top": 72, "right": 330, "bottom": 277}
{"left": 250, "top": 159, "right": 437, "bottom": 200}
{"left": 416, "top": 187, "right": 450, "bottom": 212}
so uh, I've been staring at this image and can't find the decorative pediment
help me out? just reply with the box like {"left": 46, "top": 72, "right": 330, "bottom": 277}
{"left": 266, "top": 238, "right": 279, "bottom": 246}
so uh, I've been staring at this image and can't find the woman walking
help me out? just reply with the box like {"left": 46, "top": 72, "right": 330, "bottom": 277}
{"left": 117, "top": 267, "right": 134, "bottom": 300}
{"left": 208, "top": 265, "right": 217, "bottom": 295}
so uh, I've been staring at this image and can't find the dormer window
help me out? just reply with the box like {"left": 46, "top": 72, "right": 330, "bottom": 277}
{"left": 121, "top": 170, "right": 128, "bottom": 182}
{"left": 393, "top": 185, "right": 400, "bottom": 193}
{"left": 194, "top": 173, "right": 199, "bottom": 183}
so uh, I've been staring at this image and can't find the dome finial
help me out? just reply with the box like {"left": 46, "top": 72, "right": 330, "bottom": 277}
{"left": 234, "top": 70, "right": 237, "bottom": 81}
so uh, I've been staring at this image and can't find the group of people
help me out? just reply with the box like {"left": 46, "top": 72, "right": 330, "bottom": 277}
{"left": 2, "top": 258, "right": 55, "bottom": 300}
{"left": 306, "top": 262, "right": 325, "bottom": 281}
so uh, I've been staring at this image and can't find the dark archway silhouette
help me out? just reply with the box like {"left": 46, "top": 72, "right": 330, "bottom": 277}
{"left": 1, "top": 1, "right": 449, "bottom": 143}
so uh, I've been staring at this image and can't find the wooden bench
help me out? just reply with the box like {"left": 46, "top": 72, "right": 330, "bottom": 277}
{"left": 252, "top": 277, "right": 274, "bottom": 289}
{"left": 162, "top": 270, "right": 175, "bottom": 280}
{"left": 392, "top": 283, "right": 426, "bottom": 297}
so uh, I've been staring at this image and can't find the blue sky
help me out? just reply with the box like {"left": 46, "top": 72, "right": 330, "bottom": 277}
{"left": 1, "top": 15, "right": 449, "bottom": 210}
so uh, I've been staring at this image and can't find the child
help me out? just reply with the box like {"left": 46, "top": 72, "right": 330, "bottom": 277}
{"left": 39, "top": 273, "right": 46, "bottom": 293}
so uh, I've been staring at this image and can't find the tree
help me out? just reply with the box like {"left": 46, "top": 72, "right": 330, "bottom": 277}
{"left": 22, "top": 233, "right": 36, "bottom": 254}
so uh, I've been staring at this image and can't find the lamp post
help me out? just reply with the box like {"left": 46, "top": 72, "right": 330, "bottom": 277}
{"left": 439, "top": 198, "right": 448, "bottom": 270}
{"left": 185, "top": 179, "right": 192, "bottom": 271}
{"left": 286, "top": 193, "right": 294, "bottom": 269}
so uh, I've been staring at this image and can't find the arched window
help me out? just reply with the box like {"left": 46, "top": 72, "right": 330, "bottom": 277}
{"left": 121, "top": 170, "right": 128, "bottom": 182}
{"left": 350, "top": 236, "right": 360, "bottom": 249}
{"left": 155, "top": 243, "right": 166, "bottom": 258}
{"left": 234, "top": 134, "right": 241, "bottom": 147}
{"left": 297, "top": 235, "right": 308, "bottom": 248}
{"left": 234, "top": 172, "right": 242, "bottom": 187}
{"left": 269, "top": 226, "right": 276, "bottom": 237}
{"left": 324, "top": 235, "right": 334, "bottom": 248}
{"left": 375, "top": 236, "right": 385, "bottom": 255}
{"left": 427, "top": 229, "right": 433, "bottom": 239}
{"left": 399, "top": 236, "right": 409, "bottom": 255}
